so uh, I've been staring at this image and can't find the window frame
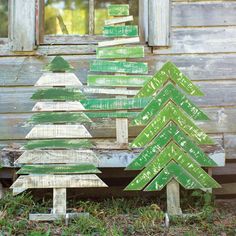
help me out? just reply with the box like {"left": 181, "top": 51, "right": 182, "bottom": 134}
{"left": 0, "top": 0, "right": 9, "bottom": 45}
{"left": 36, "top": 0, "right": 142, "bottom": 45}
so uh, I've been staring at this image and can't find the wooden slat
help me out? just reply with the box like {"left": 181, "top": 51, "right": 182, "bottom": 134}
{"left": 108, "top": 4, "right": 129, "bottom": 16}
{"left": 53, "top": 188, "right": 66, "bottom": 215}
{"left": 35, "top": 73, "right": 82, "bottom": 87}
{"left": 105, "top": 16, "right": 133, "bottom": 25}
{"left": 90, "top": 60, "right": 148, "bottom": 74}
{"left": 154, "top": 27, "right": 236, "bottom": 54}
{"left": 213, "top": 183, "right": 236, "bottom": 195}
{"left": 25, "top": 125, "right": 92, "bottom": 139}
{"left": 103, "top": 25, "right": 138, "bottom": 37}
{"left": 16, "top": 150, "right": 98, "bottom": 165}
{"left": 224, "top": 134, "right": 236, "bottom": 160}
{"left": 9, "top": 0, "right": 36, "bottom": 51}
{"left": 149, "top": 0, "right": 170, "bottom": 46}
{"left": 96, "top": 46, "right": 144, "bottom": 59}
{"left": 17, "top": 164, "right": 100, "bottom": 174}
{"left": 213, "top": 163, "right": 236, "bottom": 176}
{"left": 11, "top": 175, "right": 108, "bottom": 190}
{"left": 98, "top": 37, "right": 140, "bottom": 47}
{"left": 88, "top": 74, "right": 151, "bottom": 87}
{"left": 83, "top": 87, "right": 138, "bottom": 96}
{"left": 29, "top": 213, "right": 89, "bottom": 221}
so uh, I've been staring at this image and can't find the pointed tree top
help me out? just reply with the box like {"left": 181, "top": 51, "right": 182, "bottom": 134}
{"left": 44, "top": 56, "right": 74, "bottom": 72}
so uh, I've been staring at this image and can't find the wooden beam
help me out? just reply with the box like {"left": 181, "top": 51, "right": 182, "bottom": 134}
{"left": 9, "top": 0, "right": 36, "bottom": 51}
{"left": 148, "top": 0, "right": 170, "bottom": 46}
{"left": 139, "top": 0, "right": 149, "bottom": 42}
{"left": 53, "top": 188, "right": 66, "bottom": 215}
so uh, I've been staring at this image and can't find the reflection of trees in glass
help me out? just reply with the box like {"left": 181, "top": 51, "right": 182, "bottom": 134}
{"left": 0, "top": 0, "right": 8, "bottom": 37}
{"left": 44, "top": 0, "right": 139, "bottom": 35}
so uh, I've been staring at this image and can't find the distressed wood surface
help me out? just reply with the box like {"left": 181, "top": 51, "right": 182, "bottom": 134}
{"left": 149, "top": 0, "right": 170, "bottom": 46}
{"left": 1, "top": 107, "right": 236, "bottom": 139}
{"left": 10, "top": 0, "right": 36, "bottom": 51}
{"left": 213, "top": 183, "right": 236, "bottom": 196}
{"left": 29, "top": 213, "right": 89, "bottom": 221}
{"left": 35, "top": 73, "right": 82, "bottom": 87}
{"left": 11, "top": 175, "right": 107, "bottom": 191}
{"left": 83, "top": 87, "right": 138, "bottom": 96}
{"left": 17, "top": 164, "right": 100, "bottom": 174}
{"left": 103, "top": 25, "right": 138, "bottom": 37}
{"left": 96, "top": 46, "right": 144, "bottom": 59}
{"left": 105, "top": 16, "right": 133, "bottom": 25}
{"left": 108, "top": 4, "right": 129, "bottom": 16}
{"left": 88, "top": 74, "right": 151, "bottom": 87}
{"left": 53, "top": 188, "right": 66, "bottom": 215}
{"left": 98, "top": 37, "right": 140, "bottom": 47}
{"left": 26, "top": 125, "right": 92, "bottom": 139}
{"left": 90, "top": 60, "right": 148, "bottom": 74}
{"left": 16, "top": 150, "right": 98, "bottom": 164}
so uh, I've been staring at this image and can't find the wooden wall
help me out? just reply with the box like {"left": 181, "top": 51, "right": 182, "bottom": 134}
{"left": 0, "top": 0, "right": 236, "bottom": 196}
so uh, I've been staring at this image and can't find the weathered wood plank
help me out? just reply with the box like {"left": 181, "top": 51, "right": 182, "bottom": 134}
{"left": 88, "top": 74, "right": 151, "bottom": 87}
{"left": 29, "top": 213, "right": 89, "bottom": 221}
{"left": 96, "top": 46, "right": 144, "bottom": 59}
{"left": 16, "top": 150, "right": 98, "bottom": 164}
{"left": 108, "top": 4, "right": 129, "bottom": 16}
{"left": 35, "top": 73, "right": 82, "bottom": 87}
{"left": 9, "top": 0, "right": 36, "bottom": 51}
{"left": 213, "top": 183, "right": 236, "bottom": 195}
{"left": 53, "top": 188, "right": 66, "bottom": 215}
{"left": 11, "top": 175, "right": 107, "bottom": 191}
{"left": 90, "top": 60, "right": 148, "bottom": 74}
{"left": 105, "top": 16, "right": 133, "bottom": 25}
{"left": 224, "top": 134, "right": 236, "bottom": 160}
{"left": 149, "top": 0, "right": 170, "bottom": 46}
{"left": 172, "top": 2, "right": 236, "bottom": 27}
{"left": 29, "top": 112, "right": 92, "bottom": 124}
{"left": 17, "top": 164, "right": 100, "bottom": 174}
{"left": 153, "top": 27, "right": 236, "bottom": 54}
{"left": 83, "top": 87, "right": 138, "bottom": 96}
{"left": 103, "top": 25, "right": 138, "bottom": 37}
{"left": 26, "top": 125, "right": 92, "bottom": 139}
{"left": 98, "top": 37, "right": 140, "bottom": 47}
{"left": 213, "top": 163, "right": 236, "bottom": 176}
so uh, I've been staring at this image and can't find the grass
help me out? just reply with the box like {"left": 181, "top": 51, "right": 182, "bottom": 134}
{"left": 0, "top": 190, "right": 235, "bottom": 235}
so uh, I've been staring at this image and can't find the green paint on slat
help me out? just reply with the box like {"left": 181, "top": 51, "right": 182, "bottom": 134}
{"left": 108, "top": 4, "right": 129, "bottom": 16}
{"left": 126, "top": 122, "right": 217, "bottom": 171}
{"left": 90, "top": 60, "right": 148, "bottom": 74}
{"left": 125, "top": 143, "right": 220, "bottom": 191}
{"left": 86, "top": 111, "right": 139, "bottom": 119}
{"left": 132, "top": 83, "right": 209, "bottom": 126}
{"left": 103, "top": 25, "right": 138, "bottom": 37}
{"left": 31, "top": 88, "right": 86, "bottom": 101}
{"left": 43, "top": 56, "right": 74, "bottom": 72}
{"left": 145, "top": 161, "right": 204, "bottom": 191}
{"left": 96, "top": 46, "right": 144, "bottom": 59}
{"left": 17, "top": 164, "right": 100, "bottom": 174}
{"left": 24, "top": 139, "right": 94, "bottom": 150}
{"left": 136, "top": 61, "right": 204, "bottom": 98}
{"left": 131, "top": 101, "right": 214, "bottom": 148}
{"left": 29, "top": 112, "right": 92, "bottom": 124}
{"left": 80, "top": 97, "right": 151, "bottom": 110}
{"left": 88, "top": 74, "right": 152, "bottom": 87}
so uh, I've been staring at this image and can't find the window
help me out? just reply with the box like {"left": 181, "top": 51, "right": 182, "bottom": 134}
{"left": 42, "top": 0, "right": 139, "bottom": 43}
{"left": 0, "top": 0, "right": 8, "bottom": 38}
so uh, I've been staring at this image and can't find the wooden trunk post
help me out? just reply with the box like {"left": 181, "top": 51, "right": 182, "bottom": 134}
{"left": 167, "top": 179, "right": 182, "bottom": 215}
{"left": 53, "top": 188, "right": 67, "bottom": 215}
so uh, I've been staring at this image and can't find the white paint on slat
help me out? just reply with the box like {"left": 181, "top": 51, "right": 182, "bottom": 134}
{"left": 16, "top": 150, "right": 99, "bottom": 165}
{"left": 12, "top": 188, "right": 27, "bottom": 196}
{"left": 209, "top": 152, "right": 225, "bottom": 167}
{"left": 149, "top": 0, "right": 170, "bottom": 46}
{"left": 35, "top": 73, "right": 82, "bottom": 87}
{"left": 25, "top": 125, "right": 92, "bottom": 139}
{"left": 105, "top": 16, "right": 133, "bottom": 25}
{"left": 84, "top": 87, "right": 137, "bottom": 96}
{"left": 53, "top": 188, "right": 66, "bottom": 215}
{"left": 98, "top": 37, "right": 140, "bottom": 47}
{"left": 32, "top": 102, "right": 85, "bottom": 112}
{"left": 11, "top": 175, "right": 107, "bottom": 191}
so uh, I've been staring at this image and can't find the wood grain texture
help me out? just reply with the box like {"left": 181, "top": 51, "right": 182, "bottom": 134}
{"left": 35, "top": 73, "right": 82, "bottom": 87}
{"left": 29, "top": 213, "right": 89, "bottom": 221}
{"left": 53, "top": 188, "right": 66, "bottom": 215}
{"left": 25, "top": 125, "right": 92, "bottom": 139}
{"left": 98, "top": 37, "right": 140, "bottom": 47}
{"left": 11, "top": 175, "right": 107, "bottom": 191}
{"left": 149, "top": 0, "right": 170, "bottom": 46}
{"left": 103, "top": 25, "right": 138, "bottom": 37}
{"left": 9, "top": 0, "right": 36, "bottom": 51}
{"left": 16, "top": 150, "right": 98, "bottom": 165}
{"left": 105, "top": 16, "right": 133, "bottom": 25}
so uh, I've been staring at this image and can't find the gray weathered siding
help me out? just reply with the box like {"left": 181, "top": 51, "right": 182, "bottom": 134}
{"left": 0, "top": 0, "right": 236, "bottom": 194}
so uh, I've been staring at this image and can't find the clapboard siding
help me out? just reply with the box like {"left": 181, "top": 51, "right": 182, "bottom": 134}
{"left": 172, "top": 2, "right": 236, "bottom": 27}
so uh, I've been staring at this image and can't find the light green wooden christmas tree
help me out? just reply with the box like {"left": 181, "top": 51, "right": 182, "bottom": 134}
{"left": 11, "top": 56, "right": 107, "bottom": 221}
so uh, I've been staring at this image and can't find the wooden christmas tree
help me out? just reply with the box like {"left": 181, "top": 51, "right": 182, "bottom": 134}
{"left": 11, "top": 56, "right": 107, "bottom": 221}
{"left": 125, "top": 62, "right": 222, "bottom": 215}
